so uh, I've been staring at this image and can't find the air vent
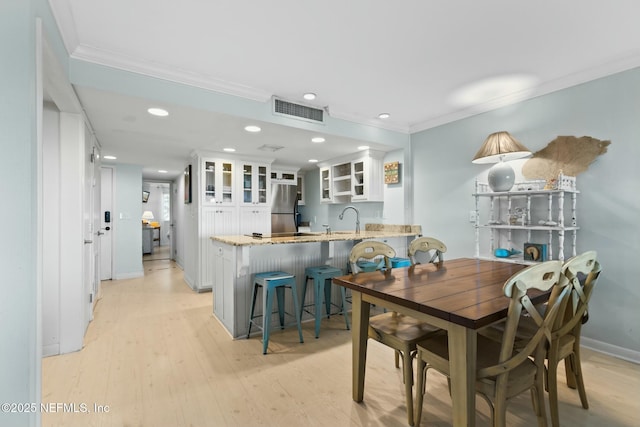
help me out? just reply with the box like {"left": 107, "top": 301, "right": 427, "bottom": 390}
{"left": 273, "top": 98, "right": 325, "bottom": 123}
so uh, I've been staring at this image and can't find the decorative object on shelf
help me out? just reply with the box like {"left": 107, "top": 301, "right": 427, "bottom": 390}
{"left": 523, "top": 243, "right": 547, "bottom": 261}
{"left": 472, "top": 131, "right": 532, "bottom": 192}
{"left": 522, "top": 135, "right": 610, "bottom": 180}
{"left": 494, "top": 248, "right": 521, "bottom": 258}
{"left": 384, "top": 161, "right": 400, "bottom": 184}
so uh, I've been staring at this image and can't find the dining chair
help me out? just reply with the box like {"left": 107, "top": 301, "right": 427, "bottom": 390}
{"left": 408, "top": 236, "right": 447, "bottom": 265}
{"left": 349, "top": 239, "right": 445, "bottom": 426}
{"left": 517, "top": 251, "right": 601, "bottom": 426}
{"left": 414, "top": 260, "right": 570, "bottom": 427}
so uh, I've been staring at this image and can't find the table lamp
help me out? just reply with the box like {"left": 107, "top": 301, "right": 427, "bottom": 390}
{"left": 472, "top": 131, "right": 531, "bottom": 192}
{"left": 142, "top": 210, "right": 154, "bottom": 224}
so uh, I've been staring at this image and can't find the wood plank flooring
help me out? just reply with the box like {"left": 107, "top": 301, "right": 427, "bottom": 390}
{"left": 42, "top": 258, "right": 640, "bottom": 427}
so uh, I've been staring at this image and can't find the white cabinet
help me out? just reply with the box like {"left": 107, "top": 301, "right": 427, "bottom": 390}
{"left": 351, "top": 155, "right": 384, "bottom": 202}
{"left": 203, "top": 159, "right": 235, "bottom": 205}
{"left": 318, "top": 150, "right": 385, "bottom": 203}
{"left": 239, "top": 162, "right": 270, "bottom": 206}
{"left": 296, "top": 175, "right": 305, "bottom": 206}
{"left": 473, "top": 176, "right": 579, "bottom": 264}
{"left": 239, "top": 206, "right": 270, "bottom": 235}
{"left": 319, "top": 166, "right": 332, "bottom": 203}
{"left": 271, "top": 168, "right": 297, "bottom": 183}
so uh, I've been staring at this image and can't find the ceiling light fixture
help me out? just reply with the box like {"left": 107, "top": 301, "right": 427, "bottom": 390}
{"left": 378, "top": 113, "right": 390, "bottom": 119}
{"left": 147, "top": 107, "right": 169, "bottom": 117}
{"left": 308, "top": 159, "right": 318, "bottom": 163}
{"left": 303, "top": 93, "right": 317, "bottom": 101}
{"left": 223, "top": 148, "right": 236, "bottom": 152}
{"left": 311, "top": 137, "right": 325, "bottom": 143}
{"left": 244, "top": 125, "right": 261, "bottom": 133}
{"left": 103, "top": 155, "right": 117, "bottom": 160}
{"left": 158, "top": 170, "right": 168, "bottom": 173}
{"left": 358, "top": 145, "right": 370, "bottom": 150}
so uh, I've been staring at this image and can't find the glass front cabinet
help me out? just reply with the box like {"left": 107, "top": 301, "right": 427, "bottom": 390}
{"left": 203, "top": 159, "right": 235, "bottom": 205}
{"left": 239, "top": 162, "right": 270, "bottom": 206}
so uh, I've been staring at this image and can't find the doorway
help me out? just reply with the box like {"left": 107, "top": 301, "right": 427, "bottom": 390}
{"left": 142, "top": 182, "right": 173, "bottom": 262}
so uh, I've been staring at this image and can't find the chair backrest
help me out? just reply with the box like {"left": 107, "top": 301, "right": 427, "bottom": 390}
{"left": 477, "top": 260, "right": 569, "bottom": 379}
{"left": 555, "top": 251, "right": 601, "bottom": 339}
{"left": 408, "top": 237, "right": 447, "bottom": 265}
{"left": 349, "top": 241, "right": 396, "bottom": 274}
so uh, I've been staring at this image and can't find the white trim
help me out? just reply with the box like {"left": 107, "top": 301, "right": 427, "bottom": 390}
{"left": 46, "top": 0, "right": 80, "bottom": 56}
{"left": 581, "top": 337, "right": 640, "bottom": 365}
{"left": 113, "top": 271, "right": 144, "bottom": 280}
{"left": 72, "top": 45, "right": 273, "bottom": 102}
{"left": 35, "top": 18, "right": 44, "bottom": 426}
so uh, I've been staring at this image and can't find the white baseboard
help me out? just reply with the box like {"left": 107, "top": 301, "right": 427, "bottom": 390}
{"left": 581, "top": 336, "right": 640, "bottom": 364}
{"left": 114, "top": 270, "right": 144, "bottom": 280}
{"left": 42, "top": 344, "right": 60, "bottom": 358}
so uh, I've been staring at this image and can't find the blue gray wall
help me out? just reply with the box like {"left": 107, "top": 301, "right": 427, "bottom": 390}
{"left": 411, "top": 67, "right": 640, "bottom": 358}
{"left": 114, "top": 164, "right": 144, "bottom": 278}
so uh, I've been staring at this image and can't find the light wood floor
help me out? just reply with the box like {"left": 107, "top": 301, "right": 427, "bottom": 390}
{"left": 42, "top": 259, "right": 640, "bottom": 427}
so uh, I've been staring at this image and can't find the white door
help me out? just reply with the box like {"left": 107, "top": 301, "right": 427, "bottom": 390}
{"left": 83, "top": 129, "right": 100, "bottom": 321}
{"left": 100, "top": 166, "right": 114, "bottom": 280}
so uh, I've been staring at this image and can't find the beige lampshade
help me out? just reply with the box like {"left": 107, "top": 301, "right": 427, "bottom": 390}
{"left": 472, "top": 131, "right": 531, "bottom": 164}
{"left": 141, "top": 210, "right": 155, "bottom": 220}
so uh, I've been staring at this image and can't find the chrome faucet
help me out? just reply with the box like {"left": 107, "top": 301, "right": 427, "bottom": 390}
{"left": 339, "top": 205, "right": 360, "bottom": 234}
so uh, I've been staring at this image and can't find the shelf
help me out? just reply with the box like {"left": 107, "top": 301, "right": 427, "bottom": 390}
{"left": 333, "top": 175, "right": 350, "bottom": 181}
{"left": 479, "top": 225, "right": 579, "bottom": 231}
{"left": 474, "top": 189, "right": 579, "bottom": 197}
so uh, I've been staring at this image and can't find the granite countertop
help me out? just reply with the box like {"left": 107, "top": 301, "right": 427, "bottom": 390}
{"left": 211, "top": 224, "right": 422, "bottom": 246}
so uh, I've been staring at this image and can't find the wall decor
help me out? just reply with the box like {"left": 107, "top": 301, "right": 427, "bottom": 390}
{"left": 523, "top": 243, "right": 547, "bottom": 262}
{"left": 384, "top": 161, "right": 400, "bottom": 184}
{"left": 184, "top": 164, "right": 192, "bottom": 204}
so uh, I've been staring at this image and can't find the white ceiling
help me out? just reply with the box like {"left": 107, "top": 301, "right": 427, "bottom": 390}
{"left": 47, "top": 0, "right": 640, "bottom": 180}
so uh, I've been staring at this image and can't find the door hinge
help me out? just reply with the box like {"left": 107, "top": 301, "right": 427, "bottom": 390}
{"left": 89, "top": 293, "right": 93, "bottom": 303}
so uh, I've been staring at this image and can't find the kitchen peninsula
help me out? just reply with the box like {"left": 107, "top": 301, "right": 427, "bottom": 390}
{"left": 210, "top": 224, "right": 421, "bottom": 338}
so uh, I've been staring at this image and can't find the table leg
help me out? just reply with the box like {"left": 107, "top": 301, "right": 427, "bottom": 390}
{"left": 448, "top": 323, "right": 476, "bottom": 427}
{"left": 351, "top": 291, "right": 369, "bottom": 402}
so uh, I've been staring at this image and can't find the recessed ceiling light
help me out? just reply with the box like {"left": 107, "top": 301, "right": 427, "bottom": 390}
{"left": 308, "top": 159, "right": 318, "bottom": 163}
{"left": 244, "top": 125, "right": 261, "bottom": 133}
{"left": 378, "top": 113, "right": 390, "bottom": 119}
{"left": 311, "top": 137, "right": 325, "bottom": 143}
{"left": 358, "top": 145, "right": 370, "bottom": 150}
{"left": 223, "top": 148, "right": 236, "bottom": 152}
{"left": 103, "top": 155, "right": 117, "bottom": 160}
{"left": 148, "top": 107, "right": 169, "bottom": 117}
{"left": 158, "top": 170, "right": 168, "bottom": 173}
{"left": 303, "top": 93, "right": 316, "bottom": 101}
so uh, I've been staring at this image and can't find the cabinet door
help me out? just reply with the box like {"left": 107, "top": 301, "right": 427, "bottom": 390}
{"left": 239, "top": 206, "right": 270, "bottom": 235}
{"left": 296, "top": 175, "right": 305, "bottom": 206}
{"left": 203, "top": 160, "right": 235, "bottom": 205}
{"left": 319, "top": 167, "right": 332, "bottom": 203}
{"left": 240, "top": 162, "right": 270, "bottom": 206}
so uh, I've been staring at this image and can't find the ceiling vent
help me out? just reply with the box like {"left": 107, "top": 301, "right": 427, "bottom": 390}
{"left": 273, "top": 97, "right": 325, "bottom": 124}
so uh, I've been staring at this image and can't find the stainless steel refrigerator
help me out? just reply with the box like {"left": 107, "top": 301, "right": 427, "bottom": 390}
{"left": 271, "top": 183, "right": 298, "bottom": 234}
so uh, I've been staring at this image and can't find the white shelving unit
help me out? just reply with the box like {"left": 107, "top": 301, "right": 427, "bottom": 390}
{"left": 473, "top": 174, "right": 579, "bottom": 264}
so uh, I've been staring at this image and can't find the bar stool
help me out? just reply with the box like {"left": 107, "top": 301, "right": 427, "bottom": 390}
{"left": 301, "top": 266, "right": 350, "bottom": 338}
{"left": 247, "top": 271, "right": 304, "bottom": 354}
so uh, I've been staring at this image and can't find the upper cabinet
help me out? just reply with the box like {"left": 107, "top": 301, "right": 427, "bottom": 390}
{"left": 239, "top": 162, "right": 270, "bottom": 206}
{"left": 203, "top": 159, "right": 235, "bottom": 206}
{"left": 318, "top": 150, "right": 385, "bottom": 203}
{"left": 271, "top": 168, "right": 297, "bottom": 183}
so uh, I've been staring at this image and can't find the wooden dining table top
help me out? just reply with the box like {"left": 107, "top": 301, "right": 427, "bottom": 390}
{"left": 333, "top": 257, "right": 542, "bottom": 329}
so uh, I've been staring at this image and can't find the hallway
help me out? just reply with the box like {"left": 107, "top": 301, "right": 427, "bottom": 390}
{"left": 41, "top": 259, "right": 640, "bottom": 427}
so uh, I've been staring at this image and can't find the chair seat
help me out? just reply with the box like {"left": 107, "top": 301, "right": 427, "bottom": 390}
{"left": 368, "top": 312, "right": 441, "bottom": 343}
{"left": 389, "top": 257, "right": 411, "bottom": 268}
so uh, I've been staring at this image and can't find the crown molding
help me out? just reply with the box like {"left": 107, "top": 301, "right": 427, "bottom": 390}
{"left": 71, "top": 45, "right": 273, "bottom": 103}
{"left": 410, "top": 53, "right": 640, "bottom": 134}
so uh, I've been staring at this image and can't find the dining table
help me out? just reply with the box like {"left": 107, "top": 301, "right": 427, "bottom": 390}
{"left": 333, "top": 257, "right": 546, "bottom": 427}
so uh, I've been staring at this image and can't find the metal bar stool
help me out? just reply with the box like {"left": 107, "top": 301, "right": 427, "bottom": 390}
{"left": 301, "top": 266, "right": 350, "bottom": 338}
{"left": 247, "top": 271, "right": 304, "bottom": 354}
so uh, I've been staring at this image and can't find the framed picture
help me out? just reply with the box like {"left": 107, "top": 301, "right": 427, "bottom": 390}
{"left": 184, "top": 164, "right": 192, "bottom": 204}
{"left": 384, "top": 161, "right": 400, "bottom": 184}
{"left": 142, "top": 190, "right": 150, "bottom": 203}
